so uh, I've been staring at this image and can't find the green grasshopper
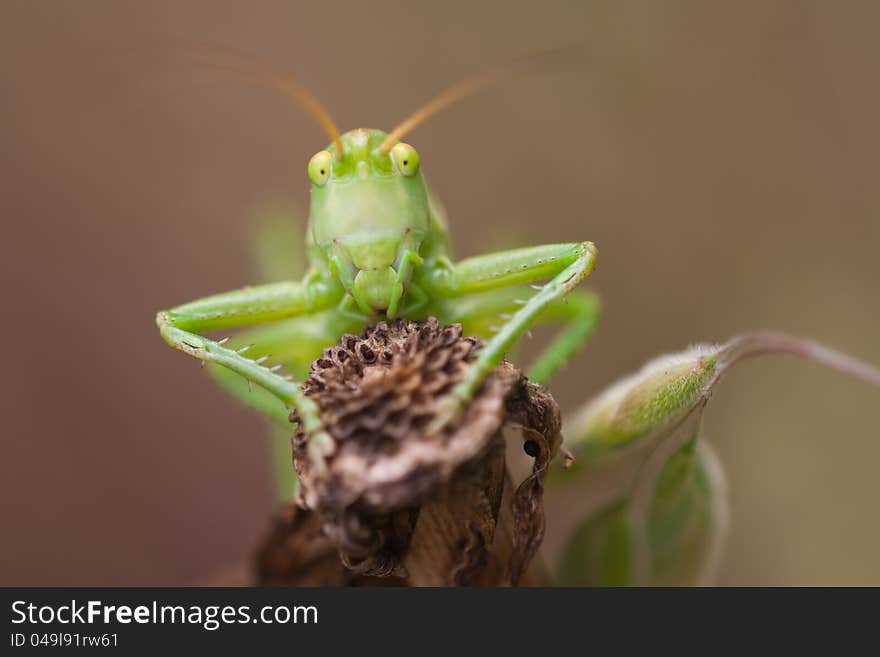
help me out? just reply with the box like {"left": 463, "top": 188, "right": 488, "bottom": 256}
{"left": 156, "top": 50, "right": 600, "bottom": 466}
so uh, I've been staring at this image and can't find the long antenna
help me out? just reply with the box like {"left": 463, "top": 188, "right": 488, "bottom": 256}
{"left": 173, "top": 41, "right": 344, "bottom": 155}
{"left": 380, "top": 46, "right": 579, "bottom": 153}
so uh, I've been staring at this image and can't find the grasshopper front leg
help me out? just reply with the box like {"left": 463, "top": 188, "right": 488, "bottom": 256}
{"left": 422, "top": 241, "right": 598, "bottom": 421}
{"left": 451, "top": 288, "right": 601, "bottom": 385}
{"left": 156, "top": 276, "right": 345, "bottom": 462}
{"left": 204, "top": 313, "right": 356, "bottom": 500}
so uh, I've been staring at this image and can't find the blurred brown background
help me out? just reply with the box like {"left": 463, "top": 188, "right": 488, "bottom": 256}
{"left": 1, "top": 1, "right": 878, "bottom": 585}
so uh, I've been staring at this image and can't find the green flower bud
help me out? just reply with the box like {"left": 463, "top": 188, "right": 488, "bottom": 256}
{"left": 553, "top": 333, "right": 880, "bottom": 586}
{"left": 565, "top": 345, "right": 720, "bottom": 463}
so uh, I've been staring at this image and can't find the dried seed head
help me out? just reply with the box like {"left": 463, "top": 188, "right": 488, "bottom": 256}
{"left": 284, "top": 317, "right": 562, "bottom": 583}
{"left": 291, "top": 318, "right": 516, "bottom": 514}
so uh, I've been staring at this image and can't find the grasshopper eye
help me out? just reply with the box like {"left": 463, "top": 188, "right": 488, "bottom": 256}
{"left": 391, "top": 143, "right": 420, "bottom": 176}
{"left": 308, "top": 150, "right": 333, "bottom": 186}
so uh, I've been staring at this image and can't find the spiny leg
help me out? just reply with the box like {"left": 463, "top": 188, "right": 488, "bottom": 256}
{"left": 447, "top": 287, "right": 601, "bottom": 384}
{"left": 453, "top": 243, "right": 597, "bottom": 400}
{"left": 421, "top": 242, "right": 598, "bottom": 422}
{"left": 156, "top": 276, "right": 345, "bottom": 464}
{"left": 441, "top": 287, "right": 527, "bottom": 337}
{"left": 524, "top": 290, "right": 600, "bottom": 384}
{"left": 206, "top": 312, "right": 355, "bottom": 424}
{"left": 205, "top": 312, "right": 356, "bottom": 500}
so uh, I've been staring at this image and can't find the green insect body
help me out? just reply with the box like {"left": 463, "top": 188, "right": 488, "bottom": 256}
{"left": 157, "top": 122, "right": 599, "bottom": 462}
{"left": 156, "top": 51, "right": 880, "bottom": 585}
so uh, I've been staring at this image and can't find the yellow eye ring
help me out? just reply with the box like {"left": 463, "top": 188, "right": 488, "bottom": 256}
{"left": 308, "top": 150, "right": 333, "bottom": 186}
{"left": 391, "top": 143, "right": 420, "bottom": 176}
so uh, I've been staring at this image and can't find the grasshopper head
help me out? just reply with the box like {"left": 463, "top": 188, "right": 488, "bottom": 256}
{"left": 208, "top": 47, "right": 552, "bottom": 314}
{"left": 308, "top": 128, "right": 430, "bottom": 314}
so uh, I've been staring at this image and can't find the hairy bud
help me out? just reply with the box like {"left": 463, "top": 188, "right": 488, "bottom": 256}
{"left": 554, "top": 333, "right": 880, "bottom": 585}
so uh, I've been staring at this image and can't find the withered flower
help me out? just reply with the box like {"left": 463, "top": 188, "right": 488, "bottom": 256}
{"left": 258, "top": 318, "right": 563, "bottom": 586}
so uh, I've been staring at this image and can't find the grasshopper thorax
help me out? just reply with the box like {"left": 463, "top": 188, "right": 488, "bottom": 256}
{"left": 308, "top": 129, "right": 430, "bottom": 315}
